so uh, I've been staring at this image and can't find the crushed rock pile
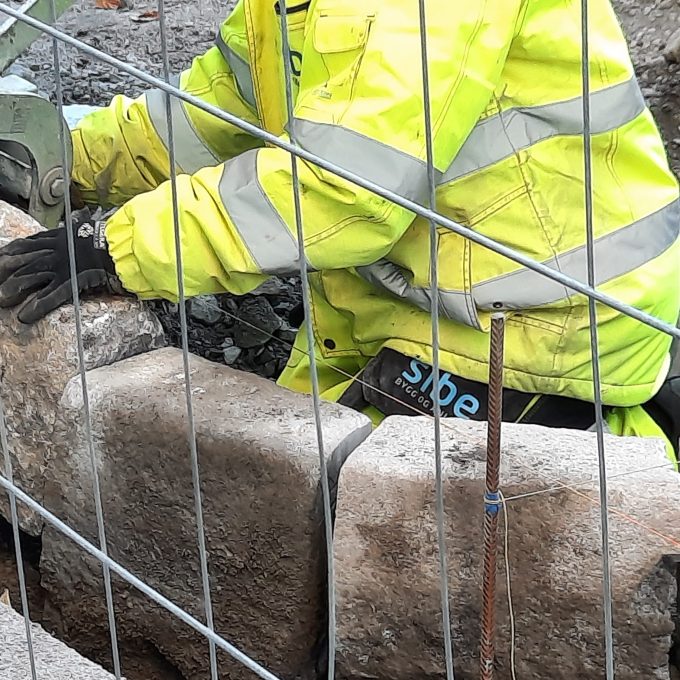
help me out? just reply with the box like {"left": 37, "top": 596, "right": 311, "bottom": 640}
{"left": 149, "top": 278, "right": 302, "bottom": 380}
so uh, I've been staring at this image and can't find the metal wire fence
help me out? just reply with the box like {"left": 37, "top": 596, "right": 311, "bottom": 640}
{"left": 0, "top": 0, "right": 678, "bottom": 679}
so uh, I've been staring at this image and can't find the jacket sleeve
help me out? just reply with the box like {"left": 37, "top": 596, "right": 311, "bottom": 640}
{"left": 71, "top": 40, "right": 263, "bottom": 208}
{"left": 104, "top": 0, "right": 523, "bottom": 301}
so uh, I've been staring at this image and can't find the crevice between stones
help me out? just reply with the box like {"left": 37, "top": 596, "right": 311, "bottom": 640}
{"left": 0, "top": 515, "right": 185, "bottom": 679}
{"left": 0, "top": 514, "right": 42, "bottom": 568}
{"left": 313, "top": 421, "right": 373, "bottom": 679}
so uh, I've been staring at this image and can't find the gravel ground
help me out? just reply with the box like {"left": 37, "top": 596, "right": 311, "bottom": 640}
{"left": 8, "top": 0, "right": 228, "bottom": 104}
{"left": 614, "top": 0, "right": 680, "bottom": 177}
{"left": 150, "top": 278, "right": 302, "bottom": 379}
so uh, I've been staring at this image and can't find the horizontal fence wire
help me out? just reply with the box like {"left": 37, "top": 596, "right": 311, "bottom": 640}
{"left": 0, "top": 474, "right": 283, "bottom": 680}
{"left": 503, "top": 461, "right": 677, "bottom": 503}
{"left": 0, "top": 4, "right": 677, "bottom": 343}
{"left": 4, "top": 439, "right": 679, "bottom": 680}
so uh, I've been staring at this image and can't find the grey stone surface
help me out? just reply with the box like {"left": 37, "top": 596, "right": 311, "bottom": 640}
{"left": 0, "top": 602, "right": 120, "bottom": 679}
{"left": 334, "top": 416, "right": 680, "bottom": 680}
{"left": 0, "top": 200, "right": 45, "bottom": 243}
{"left": 232, "top": 296, "right": 283, "bottom": 348}
{"left": 664, "top": 26, "right": 680, "bottom": 63}
{"left": 41, "top": 347, "right": 371, "bottom": 680}
{"left": 0, "top": 200, "right": 166, "bottom": 534}
{"left": 188, "top": 295, "right": 225, "bottom": 325}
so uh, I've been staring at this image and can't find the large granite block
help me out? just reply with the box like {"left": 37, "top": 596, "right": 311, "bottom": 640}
{"left": 0, "top": 600, "right": 120, "bottom": 679}
{"left": 42, "top": 347, "right": 371, "bottom": 680}
{"left": 334, "top": 416, "right": 680, "bottom": 679}
{"left": 0, "top": 200, "right": 165, "bottom": 533}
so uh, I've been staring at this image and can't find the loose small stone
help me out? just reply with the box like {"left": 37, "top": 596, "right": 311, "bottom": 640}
{"left": 223, "top": 345, "right": 242, "bottom": 365}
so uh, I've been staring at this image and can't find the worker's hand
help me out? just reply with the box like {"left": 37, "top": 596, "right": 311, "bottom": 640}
{"left": 0, "top": 207, "right": 126, "bottom": 324}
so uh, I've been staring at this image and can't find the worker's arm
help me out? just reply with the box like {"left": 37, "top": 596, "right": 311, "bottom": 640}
{"left": 71, "top": 27, "right": 263, "bottom": 207}
{"left": 106, "top": 0, "right": 522, "bottom": 301}
{"left": 0, "top": 0, "right": 523, "bottom": 321}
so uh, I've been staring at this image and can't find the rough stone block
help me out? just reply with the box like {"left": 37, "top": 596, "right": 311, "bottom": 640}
{"left": 0, "top": 601, "right": 120, "bottom": 679}
{"left": 334, "top": 416, "right": 680, "bottom": 680}
{"left": 42, "top": 347, "right": 371, "bottom": 680}
{"left": 0, "top": 201, "right": 165, "bottom": 533}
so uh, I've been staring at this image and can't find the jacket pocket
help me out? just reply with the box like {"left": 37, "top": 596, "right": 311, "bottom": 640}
{"left": 297, "top": 8, "right": 373, "bottom": 122}
{"left": 313, "top": 11, "right": 371, "bottom": 54}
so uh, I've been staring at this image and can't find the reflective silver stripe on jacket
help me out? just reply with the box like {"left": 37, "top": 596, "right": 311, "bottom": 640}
{"left": 474, "top": 199, "right": 680, "bottom": 309}
{"left": 358, "top": 199, "right": 680, "bottom": 325}
{"left": 356, "top": 260, "right": 482, "bottom": 329}
{"left": 145, "top": 82, "right": 220, "bottom": 175}
{"left": 290, "top": 118, "right": 433, "bottom": 204}
{"left": 219, "top": 149, "right": 308, "bottom": 275}
{"left": 218, "top": 118, "right": 434, "bottom": 274}
{"left": 441, "top": 77, "right": 646, "bottom": 184}
{"left": 290, "top": 80, "right": 644, "bottom": 199}
{"left": 216, "top": 31, "right": 257, "bottom": 109}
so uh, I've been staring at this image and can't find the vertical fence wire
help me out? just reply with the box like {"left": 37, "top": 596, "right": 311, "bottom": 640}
{"left": 580, "top": 0, "right": 615, "bottom": 675}
{"left": 277, "top": 6, "right": 336, "bottom": 678}
{"left": 49, "top": 3, "right": 122, "bottom": 675}
{"left": 156, "top": 2, "right": 219, "bottom": 677}
{"left": 0, "top": 398, "right": 37, "bottom": 679}
{"left": 416, "top": 3, "right": 456, "bottom": 678}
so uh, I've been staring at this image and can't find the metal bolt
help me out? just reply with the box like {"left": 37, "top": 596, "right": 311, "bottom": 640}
{"left": 49, "top": 177, "right": 64, "bottom": 199}
{"left": 39, "top": 167, "right": 66, "bottom": 207}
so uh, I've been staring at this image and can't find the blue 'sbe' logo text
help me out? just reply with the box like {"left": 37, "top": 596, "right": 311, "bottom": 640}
{"left": 400, "top": 359, "right": 480, "bottom": 419}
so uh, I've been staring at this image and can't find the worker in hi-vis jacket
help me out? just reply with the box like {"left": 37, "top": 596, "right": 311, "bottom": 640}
{"left": 1, "top": 0, "right": 679, "bottom": 457}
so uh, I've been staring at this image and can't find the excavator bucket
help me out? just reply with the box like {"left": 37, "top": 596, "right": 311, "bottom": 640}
{"left": 0, "top": 0, "right": 75, "bottom": 228}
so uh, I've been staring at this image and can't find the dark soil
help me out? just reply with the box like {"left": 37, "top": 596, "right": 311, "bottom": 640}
{"left": 0, "top": 515, "right": 44, "bottom": 619}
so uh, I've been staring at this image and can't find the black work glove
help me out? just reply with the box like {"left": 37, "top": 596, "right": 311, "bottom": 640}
{"left": 0, "top": 207, "right": 125, "bottom": 324}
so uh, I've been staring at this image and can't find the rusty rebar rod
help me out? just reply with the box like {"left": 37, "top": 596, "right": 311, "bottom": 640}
{"left": 480, "top": 312, "right": 506, "bottom": 680}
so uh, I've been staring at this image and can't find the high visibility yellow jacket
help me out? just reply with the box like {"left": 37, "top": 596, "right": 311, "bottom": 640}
{"left": 71, "top": 0, "right": 680, "bottom": 412}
